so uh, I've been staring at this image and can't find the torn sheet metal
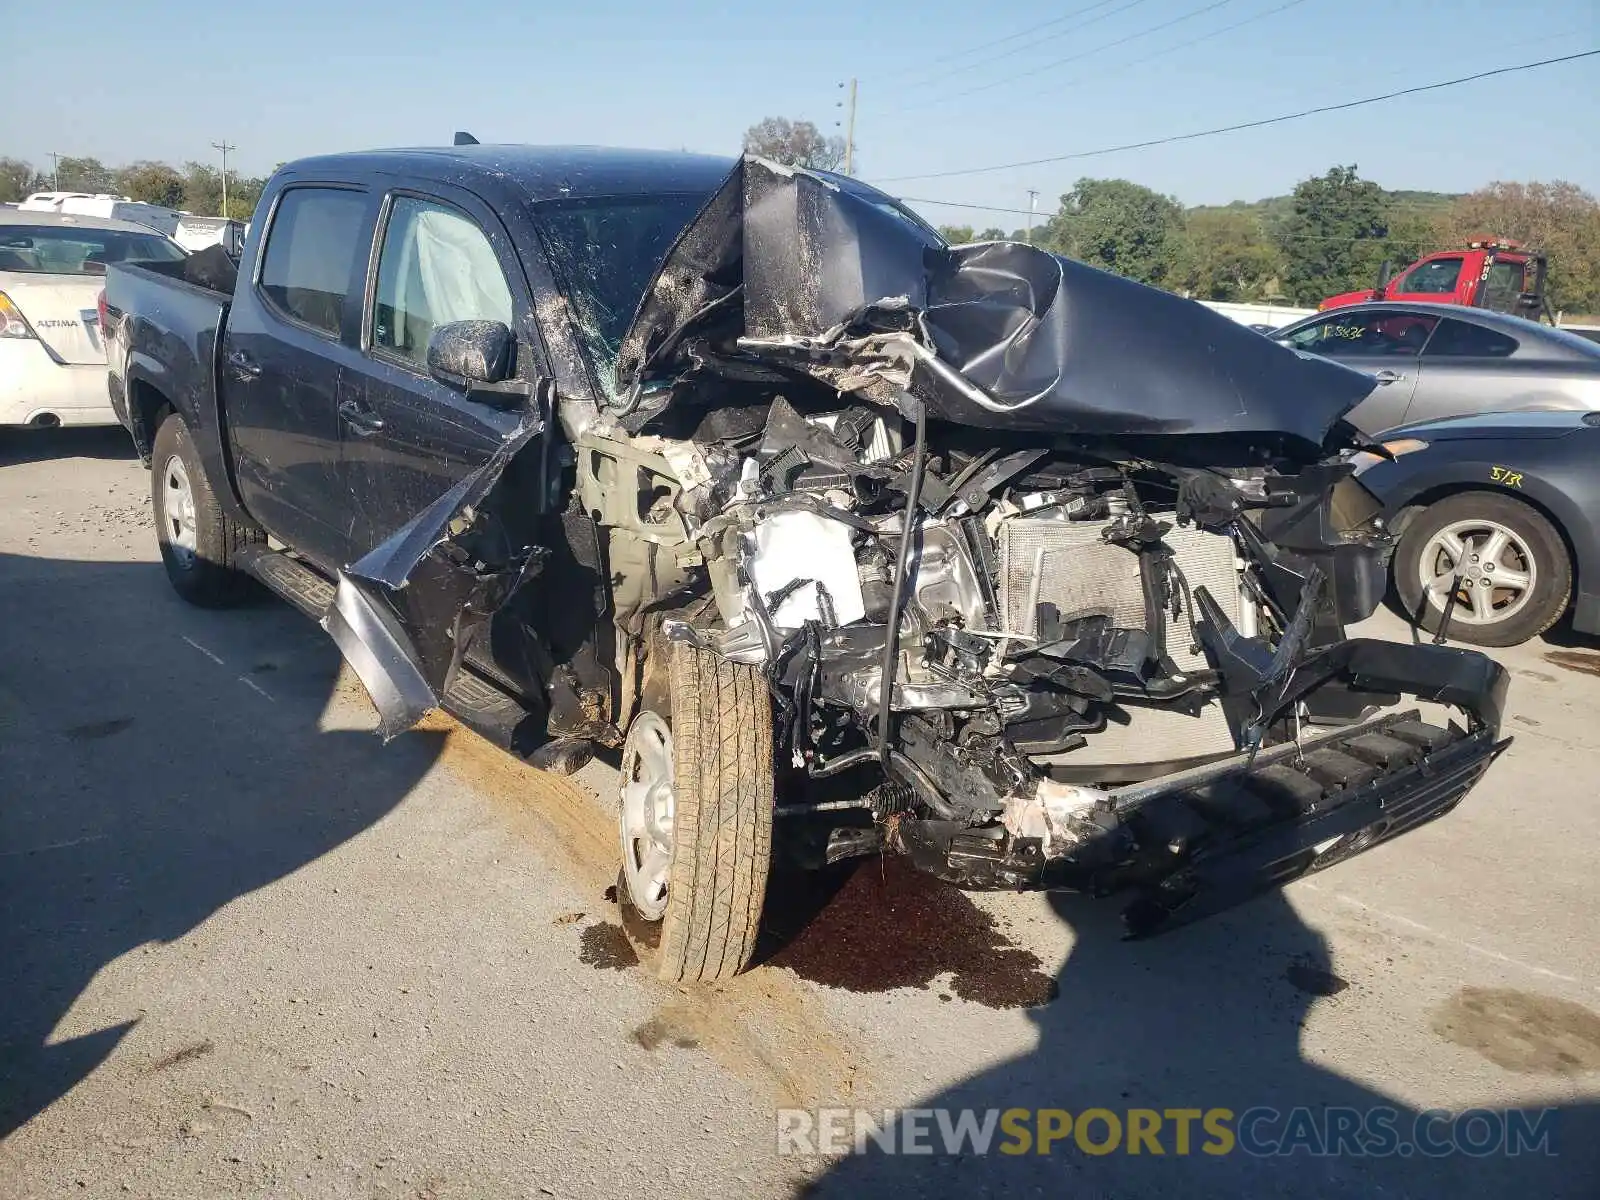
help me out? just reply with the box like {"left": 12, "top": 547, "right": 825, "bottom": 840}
{"left": 615, "top": 156, "right": 1377, "bottom": 450}
{"left": 322, "top": 574, "right": 439, "bottom": 741}
{"left": 323, "top": 409, "right": 548, "bottom": 739}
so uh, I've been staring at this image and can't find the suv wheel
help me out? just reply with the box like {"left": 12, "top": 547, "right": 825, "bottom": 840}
{"left": 1395, "top": 491, "right": 1570, "bottom": 648}
{"left": 618, "top": 641, "right": 774, "bottom": 983}
{"left": 151, "top": 412, "right": 264, "bottom": 607}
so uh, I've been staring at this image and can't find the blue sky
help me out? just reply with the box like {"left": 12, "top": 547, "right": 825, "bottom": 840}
{"left": 4, "top": 0, "right": 1595, "bottom": 223}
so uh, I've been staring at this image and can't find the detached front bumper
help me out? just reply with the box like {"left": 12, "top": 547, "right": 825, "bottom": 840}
{"left": 890, "top": 639, "right": 1508, "bottom": 936}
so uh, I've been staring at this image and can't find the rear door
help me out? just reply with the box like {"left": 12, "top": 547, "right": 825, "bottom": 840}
{"left": 337, "top": 188, "right": 528, "bottom": 557}
{"left": 222, "top": 183, "right": 377, "bottom": 568}
{"left": 1401, "top": 316, "right": 1525, "bottom": 424}
{"left": 1277, "top": 309, "right": 1436, "bottom": 433}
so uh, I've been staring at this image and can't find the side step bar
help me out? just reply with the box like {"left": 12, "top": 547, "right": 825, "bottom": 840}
{"left": 238, "top": 544, "right": 335, "bottom": 620}
{"left": 235, "top": 547, "right": 592, "bottom": 774}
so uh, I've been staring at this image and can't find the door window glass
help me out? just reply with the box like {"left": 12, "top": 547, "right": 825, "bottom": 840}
{"left": 257, "top": 187, "right": 368, "bottom": 336}
{"left": 1424, "top": 318, "right": 1519, "bottom": 358}
{"left": 1281, "top": 311, "right": 1437, "bottom": 357}
{"left": 371, "top": 196, "right": 513, "bottom": 367}
{"left": 1394, "top": 256, "right": 1463, "bottom": 295}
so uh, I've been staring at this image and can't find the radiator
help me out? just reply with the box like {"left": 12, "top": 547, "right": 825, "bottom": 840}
{"left": 996, "top": 516, "right": 1247, "bottom": 771}
{"left": 996, "top": 517, "right": 1247, "bottom": 675}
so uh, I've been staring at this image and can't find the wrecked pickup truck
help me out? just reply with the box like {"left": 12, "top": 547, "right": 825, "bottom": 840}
{"left": 103, "top": 146, "right": 1508, "bottom": 982}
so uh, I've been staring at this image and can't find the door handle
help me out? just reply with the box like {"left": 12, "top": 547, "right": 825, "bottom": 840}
{"left": 1373, "top": 369, "right": 1405, "bottom": 385}
{"left": 226, "top": 349, "right": 261, "bottom": 380}
{"left": 338, "top": 397, "right": 386, "bottom": 435}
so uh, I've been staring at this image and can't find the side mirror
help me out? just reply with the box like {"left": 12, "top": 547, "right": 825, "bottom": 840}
{"left": 426, "top": 319, "right": 514, "bottom": 389}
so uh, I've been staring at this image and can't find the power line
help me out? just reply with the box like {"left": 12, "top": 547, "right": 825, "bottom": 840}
{"left": 866, "top": 0, "right": 1316, "bottom": 131}
{"left": 908, "top": 0, "right": 1241, "bottom": 108}
{"left": 876, "top": 0, "right": 1130, "bottom": 82}
{"left": 1026, "top": 13, "right": 1587, "bottom": 108}
{"left": 897, "top": 0, "right": 1157, "bottom": 90}
{"left": 873, "top": 50, "right": 1600, "bottom": 183}
{"left": 1026, "top": 0, "right": 1315, "bottom": 102}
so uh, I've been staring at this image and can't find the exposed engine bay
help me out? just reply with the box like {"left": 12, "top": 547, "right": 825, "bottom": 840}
{"left": 326, "top": 154, "right": 1509, "bottom": 936}
{"left": 572, "top": 373, "right": 1502, "bottom": 922}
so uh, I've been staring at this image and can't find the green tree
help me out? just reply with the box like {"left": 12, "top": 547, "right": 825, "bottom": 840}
{"left": 115, "top": 160, "right": 186, "bottom": 208}
{"left": 1378, "top": 207, "right": 1444, "bottom": 273}
{"left": 1040, "top": 178, "right": 1185, "bottom": 286}
{"left": 55, "top": 156, "right": 117, "bottom": 193}
{"left": 741, "top": 117, "right": 847, "bottom": 172}
{"left": 1438, "top": 181, "right": 1600, "bottom": 315}
{"left": 229, "top": 175, "right": 268, "bottom": 222}
{"left": 1173, "top": 208, "right": 1281, "bottom": 301}
{"left": 0, "top": 157, "right": 36, "bottom": 203}
{"left": 936, "top": 224, "right": 976, "bottom": 243}
{"left": 179, "top": 162, "right": 227, "bottom": 215}
{"left": 1276, "top": 165, "right": 1393, "bottom": 304}
{"left": 978, "top": 226, "right": 1007, "bottom": 240}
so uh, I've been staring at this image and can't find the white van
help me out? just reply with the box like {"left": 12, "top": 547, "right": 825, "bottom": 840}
{"left": 19, "top": 193, "right": 184, "bottom": 241}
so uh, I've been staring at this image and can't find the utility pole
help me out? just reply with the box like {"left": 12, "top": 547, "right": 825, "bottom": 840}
{"left": 1026, "top": 190, "right": 1038, "bottom": 244}
{"left": 837, "top": 78, "right": 858, "bottom": 175}
{"left": 49, "top": 152, "right": 61, "bottom": 192}
{"left": 212, "top": 140, "right": 236, "bottom": 218}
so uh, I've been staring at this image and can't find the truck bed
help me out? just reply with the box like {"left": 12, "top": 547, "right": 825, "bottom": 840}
{"left": 104, "top": 255, "right": 235, "bottom": 492}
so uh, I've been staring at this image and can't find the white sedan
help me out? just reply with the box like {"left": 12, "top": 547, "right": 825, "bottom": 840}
{"left": 0, "top": 209, "right": 187, "bottom": 428}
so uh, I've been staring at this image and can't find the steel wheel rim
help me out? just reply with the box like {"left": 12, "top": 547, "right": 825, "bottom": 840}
{"left": 1417, "top": 517, "right": 1537, "bottom": 626}
{"left": 618, "top": 711, "right": 675, "bottom": 922}
{"left": 161, "top": 453, "right": 198, "bottom": 568}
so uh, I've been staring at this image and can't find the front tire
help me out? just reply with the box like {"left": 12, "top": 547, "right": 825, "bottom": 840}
{"left": 618, "top": 641, "right": 774, "bottom": 983}
{"left": 151, "top": 412, "right": 263, "bottom": 607}
{"left": 1394, "top": 491, "right": 1570, "bottom": 647}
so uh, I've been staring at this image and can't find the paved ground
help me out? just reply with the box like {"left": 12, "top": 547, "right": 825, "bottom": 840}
{"left": 3, "top": 426, "right": 1600, "bottom": 1199}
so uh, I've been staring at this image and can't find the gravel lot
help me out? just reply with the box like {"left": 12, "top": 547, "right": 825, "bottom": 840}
{"left": 3, "top": 426, "right": 1599, "bottom": 1198}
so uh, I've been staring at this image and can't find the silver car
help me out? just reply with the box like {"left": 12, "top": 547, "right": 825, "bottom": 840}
{"left": 1271, "top": 302, "right": 1600, "bottom": 435}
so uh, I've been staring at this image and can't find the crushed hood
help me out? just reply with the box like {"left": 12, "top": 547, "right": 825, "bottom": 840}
{"left": 615, "top": 156, "right": 1376, "bottom": 450}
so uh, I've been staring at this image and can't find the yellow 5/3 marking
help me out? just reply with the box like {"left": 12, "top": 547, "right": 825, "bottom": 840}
{"left": 1490, "top": 466, "right": 1525, "bottom": 487}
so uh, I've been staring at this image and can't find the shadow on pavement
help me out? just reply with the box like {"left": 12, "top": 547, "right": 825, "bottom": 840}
{"left": 0, "top": 552, "right": 442, "bottom": 1138}
{"left": 805, "top": 884, "right": 1600, "bottom": 1199}
{"left": 0, "top": 426, "right": 139, "bottom": 467}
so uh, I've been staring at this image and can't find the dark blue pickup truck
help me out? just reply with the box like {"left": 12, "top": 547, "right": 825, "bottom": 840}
{"left": 102, "top": 144, "right": 1508, "bottom": 982}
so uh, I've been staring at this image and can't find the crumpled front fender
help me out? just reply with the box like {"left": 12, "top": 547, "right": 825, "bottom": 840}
{"left": 322, "top": 408, "right": 548, "bottom": 740}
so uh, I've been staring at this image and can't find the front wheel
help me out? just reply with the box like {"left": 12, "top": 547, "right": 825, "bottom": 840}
{"left": 618, "top": 641, "right": 774, "bottom": 983}
{"left": 151, "top": 412, "right": 264, "bottom": 607}
{"left": 1394, "top": 491, "right": 1570, "bottom": 647}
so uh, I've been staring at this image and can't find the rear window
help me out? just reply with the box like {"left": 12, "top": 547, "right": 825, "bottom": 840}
{"left": 0, "top": 225, "right": 186, "bottom": 275}
{"left": 533, "top": 194, "right": 706, "bottom": 398}
{"left": 257, "top": 187, "right": 369, "bottom": 337}
{"left": 1481, "top": 259, "right": 1526, "bottom": 311}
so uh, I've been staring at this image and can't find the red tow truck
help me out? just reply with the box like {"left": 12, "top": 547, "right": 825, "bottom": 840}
{"left": 1320, "top": 238, "right": 1551, "bottom": 320}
